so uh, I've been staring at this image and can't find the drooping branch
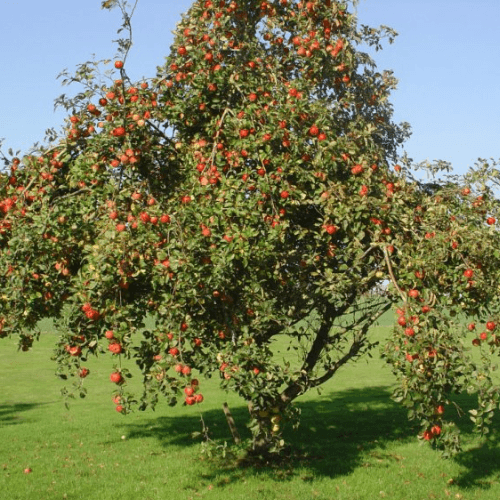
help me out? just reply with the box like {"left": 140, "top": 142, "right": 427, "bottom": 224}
{"left": 384, "top": 246, "right": 407, "bottom": 303}
{"left": 280, "top": 296, "right": 392, "bottom": 405}
{"left": 310, "top": 300, "right": 393, "bottom": 388}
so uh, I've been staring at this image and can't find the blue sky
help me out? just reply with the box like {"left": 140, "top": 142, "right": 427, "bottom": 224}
{"left": 1, "top": 0, "right": 499, "bottom": 175}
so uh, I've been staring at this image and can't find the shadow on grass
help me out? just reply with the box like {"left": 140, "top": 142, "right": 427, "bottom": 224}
{"left": 0, "top": 402, "right": 40, "bottom": 426}
{"left": 122, "top": 386, "right": 499, "bottom": 488}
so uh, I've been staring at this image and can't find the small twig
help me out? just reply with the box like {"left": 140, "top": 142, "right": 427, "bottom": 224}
{"left": 208, "top": 107, "right": 231, "bottom": 169}
{"left": 50, "top": 187, "right": 92, "bottom": 205}
{"left": 383, "top": 246, "right": 406, "bottom": 303}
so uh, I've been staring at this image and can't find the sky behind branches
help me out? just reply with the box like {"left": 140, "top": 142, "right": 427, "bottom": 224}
{"left": 1, "top": 0, "right": 499, "bottom": 175}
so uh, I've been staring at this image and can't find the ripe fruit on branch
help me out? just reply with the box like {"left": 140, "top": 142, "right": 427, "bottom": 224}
{"left": 323, "top": 224, "right": 338, "bottom": 235}
{"left": 463, "top": 269, "right": 474, "bottom": 279}
{"left": 140, "top": 212, "right": 151, "bottom": 224}
{"left": 112, "top": 127, "right": 126, "bottom": 137}
{"left": 108, "top": 343, "right": 123, "bottom": 354}
{"left": 68, "top": 346, "right": 82, "bottom": 357}
{"left": 351, "top": 164, "right": 363, "bottom": 175}
{"left": 110, "top": 372, "right": 123, "bottom": 384}
{"left": 431, "top": 425, "right": 441, "bottom": 436}
{"left": 308, "top": 125, "right": 319, "bottom": 136}
{"left": 359, "top": 185, "right": 368, "bottom": 196}
{"left": 85, "top": 309, "right": 100, "bottom": 321}
{"left": 423, "top": 430, "right": 433, "bottom": 441}
{"left": 114, "top": 60, "right": 124, "bottom": 69}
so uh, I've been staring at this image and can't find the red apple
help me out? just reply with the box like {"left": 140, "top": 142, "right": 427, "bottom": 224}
{"left": 110, "top": 372, "right": 123, "bottom": 384}
{"left": 112, "top": 126, "right": 126, "bottom": 137}
{"left": 108, "top": 343, "right": 122, "bottom": 354}
{"left": 324, "top": 224, "right": 338, "bottom": 235}
{"left": 463, "top": 269, "right": 474, "bottom": 279}
{"left": 308, "top": 125, "right": 319, "bottom": 136}
{"left": 68, "top": 346, "right": 82, "bottom": 357}
{"left": 431, "top": 425, "right": 441, "bottom": 436}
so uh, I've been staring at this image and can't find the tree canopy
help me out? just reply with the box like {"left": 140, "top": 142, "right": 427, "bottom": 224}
{"left": 1, "top": 0, "right": 499, "bottom": 457}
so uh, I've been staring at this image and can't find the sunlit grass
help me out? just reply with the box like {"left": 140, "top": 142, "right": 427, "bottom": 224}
{"left": 0, "top": 314, "right": 499, "bottom": 500}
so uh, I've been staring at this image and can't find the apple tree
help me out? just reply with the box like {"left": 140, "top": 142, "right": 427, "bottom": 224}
{"left": 1, "top": 0, "right": 499, "bottom": 456}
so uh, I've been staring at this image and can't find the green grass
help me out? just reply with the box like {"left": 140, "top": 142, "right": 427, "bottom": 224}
{"left": 0, "top": 316, "right": 499, "bottom": 500}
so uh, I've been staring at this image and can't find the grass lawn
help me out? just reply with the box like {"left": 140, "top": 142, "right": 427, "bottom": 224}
{"left": 0, "top": 314, "right": 499, "bottom": 500}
